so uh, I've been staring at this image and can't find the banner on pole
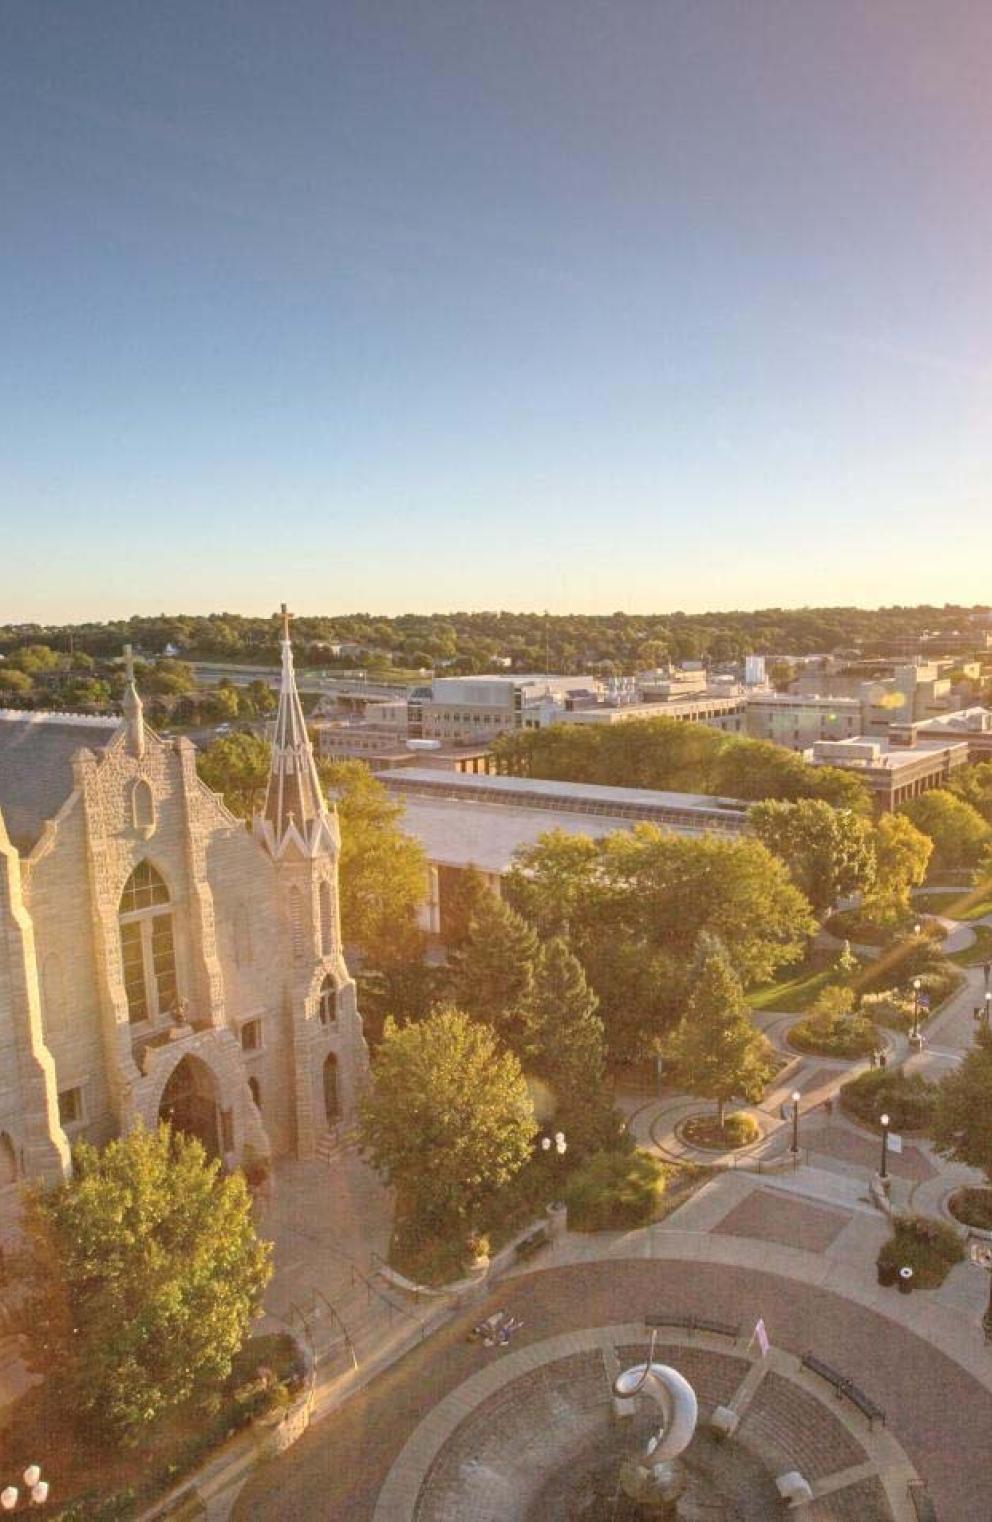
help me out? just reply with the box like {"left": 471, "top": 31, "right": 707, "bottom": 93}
{"left": 754, "top": 1317, "right": 770, "bottom": 1357}
{"left": 888, "top": 1133, "right": 903, "bottom": 1154}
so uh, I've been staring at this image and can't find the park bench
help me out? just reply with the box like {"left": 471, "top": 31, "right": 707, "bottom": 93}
{"left": 908, "top": 1482, "right": 937, "bottom": 1520}
{"left": 515, "top": 1225, "right": 550, "bottom": 1259}
{"left": 645, "top": 1313, "right": 740, "bottom": 1341}
{"left": 800, "top": 1351, "right": 886, "bottom": 1428}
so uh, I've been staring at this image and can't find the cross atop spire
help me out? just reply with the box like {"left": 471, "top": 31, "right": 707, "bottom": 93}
{"left": 254, "top": 602, "right": 337, "bottom": 859}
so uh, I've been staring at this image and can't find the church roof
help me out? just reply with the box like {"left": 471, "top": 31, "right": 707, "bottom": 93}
{"left": 0, "top": 709, "right": 119, "bottom": 851}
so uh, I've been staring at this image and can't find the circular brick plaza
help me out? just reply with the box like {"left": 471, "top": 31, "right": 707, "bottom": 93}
{"left": 234, "top": 1257, "right": 992, "bottom": 1521}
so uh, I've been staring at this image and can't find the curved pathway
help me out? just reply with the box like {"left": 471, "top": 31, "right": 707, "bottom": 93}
{"left": 234, "top": 1249, "right": 992, "bottom": 1522}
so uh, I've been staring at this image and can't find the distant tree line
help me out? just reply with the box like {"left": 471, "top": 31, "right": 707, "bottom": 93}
{"left": 3, "top": 602, "right": 990, "bottom": 677}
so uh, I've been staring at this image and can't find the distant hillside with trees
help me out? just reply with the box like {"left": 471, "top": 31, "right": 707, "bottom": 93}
{"left": 3, "top": 602, "right": 990, "bottom": 679}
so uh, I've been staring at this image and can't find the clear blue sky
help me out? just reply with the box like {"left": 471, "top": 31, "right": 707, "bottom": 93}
{"left": 3, "top": 1, "right": 991, "bottom": 622}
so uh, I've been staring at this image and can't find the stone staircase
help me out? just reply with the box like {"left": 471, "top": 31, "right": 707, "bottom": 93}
{"left": 314, "top": 1127, "right": 361, "bottom": 1165}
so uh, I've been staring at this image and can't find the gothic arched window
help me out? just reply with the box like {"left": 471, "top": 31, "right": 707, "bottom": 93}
{"left": 41, "top": 953, "right": 67, "bottom": 1037}
{"left": 318, "top": 974, "right": 336, "bottom": 1027}
{"left": 131, "top": 779, "right": 155, "bottom": 832}
{"left": 118, "top": 862, "right": 177, "bottom": 1024}
{"left": 0, "top": 1133, "right": 16, "bottom": 1188}
{"left": 288, "top": 886, "right": 306, "bottom": 962}
{"left": 234, "top": 903, "right": 253, "bottom": 967}
{"left": 319, "top": 879, "right": 334, "bottom": 957}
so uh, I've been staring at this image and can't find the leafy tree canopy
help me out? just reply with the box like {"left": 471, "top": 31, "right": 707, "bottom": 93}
{"left": 749, "top": 797, "right": 876, "bottom": 916}
{"left": 900, "top": 789, "right": 992, "bottom": 872}
{"left": 359, "top": 1007, "right": 536, "bottom": 1231}
{"left": 932, "top": 1028, "right": 992, "bottom": 1181}
{"left": 20, "top": 1125, "right": 271, "bottom": 1445}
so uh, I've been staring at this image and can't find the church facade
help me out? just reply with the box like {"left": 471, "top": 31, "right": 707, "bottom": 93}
{"left": 0, "top": 614, "right": 369, "bottom": 1247}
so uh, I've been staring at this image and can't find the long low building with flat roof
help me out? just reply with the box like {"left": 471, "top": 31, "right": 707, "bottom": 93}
{"left": 375, "top": 768, "right": 748, "bottom": 938}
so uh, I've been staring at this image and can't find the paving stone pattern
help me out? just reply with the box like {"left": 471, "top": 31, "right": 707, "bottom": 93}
{"left": 414, "top": 1351, "right": 609, "bottom": 1522}
{"left": 738, "top": 1371, "right": 868, "bottom": 1481}
{"left": 812, "top": 1124, "right": 937, "bottom": 1181}
{"left": 806, "top": 1476, "right": 892, "bottom": 1521}
{"left": 713, "top": 1190, "right": 851, "bottom": 1253}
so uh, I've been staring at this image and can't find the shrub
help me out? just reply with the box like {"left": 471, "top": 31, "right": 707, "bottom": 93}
{"left": 840, "top": 1069, "right": 938, "bottom": 1132}
{"left": 791, "top": 985, "right": 877, "bottom": 1056}
{"left": 876, "top": 1214, "right": 964, "bottom": 1289}
{"left": 858, "top": 989, "right": 914, "bottom": 1032}
{"left": 563, "top": 1149, "right": 666, "bottom": 1231}
{"left": 721, "top": 1111, "right": 760, "bottom": 1147}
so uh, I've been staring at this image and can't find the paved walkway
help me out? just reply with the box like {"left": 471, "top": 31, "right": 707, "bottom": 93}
{"left": 234, "top": 1234, "right": 992, "bottom": 1522}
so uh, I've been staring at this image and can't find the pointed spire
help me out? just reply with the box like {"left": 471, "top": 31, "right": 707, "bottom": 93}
{"left": 256, "top": 604, "right": 335, "bottom": 857}
{"left": 121, "top": 644, "right": 145, "bottom": 758}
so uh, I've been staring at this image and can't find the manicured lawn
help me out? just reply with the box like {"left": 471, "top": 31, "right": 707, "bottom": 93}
{"left": 913, "top": 889, "right": 992, "bottom": 921}
{"left": 749, "top": 959, "right": 858, "bottom": 1014}
{"left": 949, "top": 925, "right": 992, "bottom": 967}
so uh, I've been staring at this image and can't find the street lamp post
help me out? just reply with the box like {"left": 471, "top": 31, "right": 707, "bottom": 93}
{"left": 879, "top": 1113, "right": 890, "bottom": 1182}
{"left": 790, "top": 1090, "right": 801, "bottom": 1156}
{"left": 911, "top": 977, "right": 922, "bottom": 1042}
{"left": 984, "top": 991, "right": 992, "bottom": 1028}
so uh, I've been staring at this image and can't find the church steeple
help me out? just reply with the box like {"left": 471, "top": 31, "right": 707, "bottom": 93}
{"left": 121, "top": 644, "right": 145, "bottom": 759}
{"left": 254, "top": 604, "right": 338, "bottom": 859}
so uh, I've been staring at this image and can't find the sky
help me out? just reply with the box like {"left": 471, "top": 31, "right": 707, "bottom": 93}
{"left": 2, "top": 0, "right": 991, "bottom": 623}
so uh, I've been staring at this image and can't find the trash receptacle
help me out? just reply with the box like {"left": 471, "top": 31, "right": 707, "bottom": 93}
{"left": 898, "top": 1266, "right": 914, "bottom": 1295}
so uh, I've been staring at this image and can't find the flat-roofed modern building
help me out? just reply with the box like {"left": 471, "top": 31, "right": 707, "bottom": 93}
{"left": 806, "top": 735, "right": 969, "bottom": 810}
{"left": 376, "top": 768, "right": 748, "bottom": 938}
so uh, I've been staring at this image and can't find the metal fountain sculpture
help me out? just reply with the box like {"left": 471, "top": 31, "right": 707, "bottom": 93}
{"left": 613, "top": 1327, "right": 699, "bottom": 1516}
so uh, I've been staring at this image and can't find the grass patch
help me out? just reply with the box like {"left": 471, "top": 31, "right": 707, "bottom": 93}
{"left": 948, "top": 924, "right": 992, "bottom": 967}
{"left": 840, "top": 1068, "right": 938, "bottom": 1133}
{"left": 748, "top": 959, "right": 854, "bottom": 1014}
{"left": 877, "top": 1214, "right": 964, "bottom": 1289}
{"left": 948, "top": 1187, "right": 992, "bottom": 1231}
{"left": 913, "top": 888, "right": 992, "bottom": 921}
{"left": 563, "top": 1149, "right": 706, "bottom": 1231}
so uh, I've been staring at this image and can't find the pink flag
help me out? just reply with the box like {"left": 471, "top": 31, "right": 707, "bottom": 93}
{"left": 754, "top": 1317, "right": 770, "bottom": 1357}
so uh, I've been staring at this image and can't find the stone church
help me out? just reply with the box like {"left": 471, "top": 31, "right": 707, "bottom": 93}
{"left": 0, "top": 612, "right": 369, "bottom": 1246}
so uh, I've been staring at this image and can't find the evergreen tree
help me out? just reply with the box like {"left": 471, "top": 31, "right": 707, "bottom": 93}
{"left": 667, "top": 933, "right": 774, "bottom": 1128}
{"left": 449, "top": 891, "right": 540, "bottom": 1049}
{"left": 526, "top": 936, "right": 605, "bottom": 1089}
{"left": 932, "top": 1026, "right": 992, "bottom": 1180}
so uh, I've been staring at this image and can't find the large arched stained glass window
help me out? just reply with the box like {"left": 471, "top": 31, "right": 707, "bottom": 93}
{"left": 118, "top": 862, "right": 177, "bottom": 1024}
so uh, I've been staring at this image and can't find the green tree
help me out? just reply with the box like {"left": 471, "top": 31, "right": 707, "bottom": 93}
{"left": 359, "top": 1007, "right": 536, "bottom": 1232}
{"left": 931, "top": 1027, "right": 992, "bottom": 1180}
{"left": 900, "top": 789, "right": 992, "bottom": 872}
{"left": 319, "top": 760, "right": 427, "bottom": 967}
{"left": 439, "top": 865, "right": 491, "bottom": 950}
{"left": 197, "top": 732, "right": 272, "bottom": 817}
{"left": 748, "top": 798, "right": 876, "bottom": 916}
{"left": 946, "top": 761, "right": 992, "bottom": 825}
{"left": 863, "top": 812, "right": 933, "bottom": 922}
{"left": 449, "top": 891, "right": 540, "bottom": 1050}
{"left": 20, "top": 1125, "right": 271, "bottom": 1445}
{"left": 8, "top": 643, "right": 62, "bottom": 674}
{"left": 0, "top": 666, "right": 33, "bottom": 696}
{"left": 667, "top": 934, "right": 775, "bottom": 1128}
{"left": 526, "top": 936, "right": 605, "bottom": 1089}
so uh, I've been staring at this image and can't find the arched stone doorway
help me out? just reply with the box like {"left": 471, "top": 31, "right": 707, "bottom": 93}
{"left": 322, "top": 1053, "right": 340, "bottom": 1128}
{"left": 159, "top": 1055, "right": 222, "bottom": 1159}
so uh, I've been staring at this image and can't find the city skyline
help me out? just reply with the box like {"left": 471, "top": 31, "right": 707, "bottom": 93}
{"left": 4, "top": 1, "right": 992, "bottom": 621}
